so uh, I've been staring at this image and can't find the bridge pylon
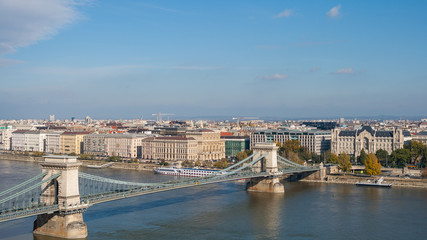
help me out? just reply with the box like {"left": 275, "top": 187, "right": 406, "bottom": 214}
{"left": 246, "top": 143, "right": 285, "bottom": 193}
{"left": 33, "top": 155, "right": 87, "bottom": 239}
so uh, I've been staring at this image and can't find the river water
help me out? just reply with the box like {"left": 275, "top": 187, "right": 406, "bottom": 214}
{"left": 0, "top": 159, "right": 426, "bottom": 240}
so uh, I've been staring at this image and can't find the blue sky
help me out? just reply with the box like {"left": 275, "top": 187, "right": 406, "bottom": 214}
{"left": 1, "top": 0, "right": 426, "bottom": 120}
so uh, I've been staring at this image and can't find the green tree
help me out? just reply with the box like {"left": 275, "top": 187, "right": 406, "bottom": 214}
{"left": 244, "top": 149, "right": 253, "bottom": 156}
{"left": 390, "top": 148, "right": 411, "bottom": 168}
{"left": 78, "top": 154, "right": 95, "bottom": 160}
{"left": 328, "top": 153, "right": 339, "bottom": 163}
{"left": 358, "top": 149, "right": 368, "bottom": 165}
{"left": 182, "top": 160, "right": 194, "bottom": 168}
{"left": 23, "top": 151, "right": 29, "bottom": 156}
{"left": 108, "top": 156, "right": 121, "bottom": 162}
{"left": 32, "top": 151, "right": 44, "bottom": 157}
{"left": 299, "top": 147, "right": 312, "bottom": 161}
{"left": 282, "top": 140, "right": 302, "bottom": 155}
{"left": 337, "top": 153, "right": 352, "bottom": 173}
{"left": 364, "top": 153, "right": 382, "bottom": 175}
{"left": 236, "top": 151, "right": 248, "bottom": 162}
{"left": 375, "top": 149, "right": 389, "bottom": 167}
{"left": 203, "top": 160, "right": 213, "bottom": 168}
{"left": 404, "top": 140, "right": 426, "bottom": 165}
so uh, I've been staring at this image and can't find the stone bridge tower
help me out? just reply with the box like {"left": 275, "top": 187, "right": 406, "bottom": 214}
{"left": 246, "top": 143, "right": 284, "bottom": 193}
{"left": 33, "top": 155, "right": 87, "bottom": 239}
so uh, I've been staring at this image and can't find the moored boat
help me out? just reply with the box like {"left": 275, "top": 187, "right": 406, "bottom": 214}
{"left": 154, "top": 167, "right": 221, "bottom": 177}
{"left": 356, "top": 177, "right": 393, "bottom": 187}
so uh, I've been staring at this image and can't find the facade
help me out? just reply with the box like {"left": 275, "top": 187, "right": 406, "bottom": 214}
{"left": 140, "top": 136, "right": 198, "bottom": 161}
{"left": 60, "top": 132, "right": 90, "bottom": 155}
{"left": 412, "top": 132, "right": 427, "bottom": 145}
{"left": 221, "top": 136, "right": 250, "bottom": 157}
{"left": 11, "top": 130, "right": 46, "bottom": 152}
{"left": 250, "top": 130, "right": 331, "bottom": 155}
{"left": 331, "top": 126, "right": 404, "bottom": 157}
{"left": 104, "top": 134, "right": 146, "bottom": 158}
{"left": 45, "top": 131, "right": 63, "bottom": 154}
{"left": 186, "top": 130, "right": 225, "bottom": 161}
{"left": 83, "top": 134, "right": 109, "bottom": 156}
{"left": 0, "top": 126, "right": 13, "bottom": 150}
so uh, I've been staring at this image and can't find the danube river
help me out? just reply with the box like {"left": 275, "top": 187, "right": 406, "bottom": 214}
{"left": 0, "top": 159, "right": 426, "bottom": 240}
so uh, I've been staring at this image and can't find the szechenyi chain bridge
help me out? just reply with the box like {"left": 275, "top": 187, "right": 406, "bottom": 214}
{"left": 0, "top": 143, "right": 321, "bottom": 239}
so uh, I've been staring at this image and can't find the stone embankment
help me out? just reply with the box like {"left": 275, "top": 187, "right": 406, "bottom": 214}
{"left": 0, "top": 153, "right": 157, "bottom": 172}
{"left": 301, "top": 174, "right": 427, "bottom": 188}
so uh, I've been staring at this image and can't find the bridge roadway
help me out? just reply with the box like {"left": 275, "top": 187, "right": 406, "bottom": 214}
{"left": 0, "top": 166, "right": 317, "bottom": 223}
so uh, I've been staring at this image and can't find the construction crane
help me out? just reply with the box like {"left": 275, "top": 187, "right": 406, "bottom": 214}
{"left": 152, "top": 113, "right": 175, "bottom": 122}
{"left": 232, "top": 117, "right": 259, "bottom": 126}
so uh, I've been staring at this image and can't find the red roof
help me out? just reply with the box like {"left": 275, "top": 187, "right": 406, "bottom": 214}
{"left": 220, "top": 132, "right": 233, "bottom": 136}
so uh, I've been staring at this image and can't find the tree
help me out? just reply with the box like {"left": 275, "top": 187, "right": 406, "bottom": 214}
{"left": 422, "top": 167, "right": 427, "bottom": 178}
{"left": 236, "top": 151, "right": 248, "bottom": 162}
{"left": 337, "top": 153, "right": 352, "bottom": 173}
{"left": 195, "top": 160, "right": 202, "bottom": 167}
{"left": 78, "top": 154, "right": 95, "bottom": 160}
{"left": 390, "top": 148, "right": 411, "bottom": 168}
{"left": 364, "top": 153, "right": 382, "bottom": 175}
{"left": 244, "top": 149, "right": 253, "bottom": 156}
{"left": 32, "top": 151, "right": 44, "bottom": 157}
{"left": 299, "top": 147, "right": 312, "bottom": 161}
{"left": 328, "top": 153, "right": 339, "bottom": 163}
{"left": 108, "top": 156, "right": 121, "bottom": 162}
{"left": 203, "top": 160, "right": 213, "bottom": 168}
{"left": 182, "top": 160, "right": 194, "bottom": 168}
{"left": 214, "top": 158, "right": 228, "bottom": 169}
{"left": 404, "top": 140, "right": 426, "bottom": 166}
{"left": 375, "top": 149, "right": 389, "bottom": 167}
{"left": 282, "top": 140, "right": 301, "bottom": 155}
{"left": 358, "top": 149, "right": 368, "bottom": 165}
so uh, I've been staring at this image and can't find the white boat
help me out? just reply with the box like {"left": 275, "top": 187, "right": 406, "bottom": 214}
{"left": 356, "top": 177, "right": 393, "bottom": 187}
{"left": 154, "top": 167, "right": 221, "bottom": 177}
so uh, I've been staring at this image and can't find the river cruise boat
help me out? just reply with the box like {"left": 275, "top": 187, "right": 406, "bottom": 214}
{"left": 154, "top": 167, "right": 221, "bottom": 177}
{"left": 356, "top": 177, "right": 393, "bottom": 187}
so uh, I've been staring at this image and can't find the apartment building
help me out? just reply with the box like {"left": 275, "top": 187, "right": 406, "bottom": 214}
{"left": 104, "top": 134, "right": 146, "bottom": 158}
{"left": 45, "top": 131, "right": 63, "bottom": 154}
{"left": 140, "top": 136, "right": 198, "bottom": 161}
{"left": 250, "top": 130, "right": 331, "bottom": 155}
{"left": 186, "top": 129, "right": 225, "bottom": 161}
{"left": 83, "top": 134, "right": 109, "bottom": 156}
{"left": 60, "top": 132, "right": 90, "bottom": 155}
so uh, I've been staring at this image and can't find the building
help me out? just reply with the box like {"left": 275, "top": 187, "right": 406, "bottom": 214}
{"left": 140, "top": 136, "right": 198, "bottom": 161}
{"left": 45, "top": 131, "right": 64, "bottom": 154}
{"left": 152, "top": 126, "right": 187, "bottom": 136}
{"left": 104, "top": 134, "right": 146, "bottom": 158}
{"left": 83, "top": 134, "right": 109, "bottom": 156}
{"left": 11, "top": 130, "right": 46, "bottom": 152}
{"left": 250, "top": 130, "right": 331, "bottom": 155}
{"left": 186, "top": 129, "right": 225, "bottom": 161}
{"left": 412, "top": 132, "right": 427, "bottom": 145}
{"left": 0, "top": 126, "right": 13, "bottom": 150}
{"left": 221, "top": 136, "right": 250, "bottom": 157}
{"left": 331, "top": 126, "right": 404, "bottom": 157}
{"left": 60, "top": 132, "right": 90, "bottom": 155}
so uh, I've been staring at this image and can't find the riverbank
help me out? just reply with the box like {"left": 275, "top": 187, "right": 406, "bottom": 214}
{"left": 0, "top": 153, "right": 157, "bottom": 172}
{"left": 300, "top": 174, "right": 427, "bottom": 188}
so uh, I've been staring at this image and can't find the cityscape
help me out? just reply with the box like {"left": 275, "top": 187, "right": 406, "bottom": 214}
{"left": 1, "top": 1, "right": 427, "bottom": 240}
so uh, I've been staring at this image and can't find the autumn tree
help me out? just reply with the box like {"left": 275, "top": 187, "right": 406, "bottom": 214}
{"left": 236, "top": 151, "right": 248, "bottom": 162}
{"left": 337, "top": 153, "right": 352, "bottom": 173}
{"left": 364, "top": 153, "right": 382, "bottom": 175}
{"left": 214, "top": 158, "right": 228, "bottom": 169}
{"left": 195, "top": 160, "right": 202, "bottom": 167}
{"left": 182, "top": 160, "right": 194, "bottom": 168}
{"left": 404, "top": 140, "right": 426, "bottom": 165}
{"left": 203, "top": 160, "right": 213, "bottom": 168}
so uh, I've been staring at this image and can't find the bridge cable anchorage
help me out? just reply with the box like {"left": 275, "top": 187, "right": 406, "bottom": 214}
{"left": 0, "top": 172, "right": 48, "bottom": 198}
{"left": 0, "top": 172, "right": 61, "bottom": 206}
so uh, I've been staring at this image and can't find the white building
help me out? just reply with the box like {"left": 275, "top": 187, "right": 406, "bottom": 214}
{"left": 0, "top": 126, "right": 13, "bottom": 150}
{"left": 105, "top": 134, "right": 147, "bottom": 158}
{"left": 45, "top": 131, "right": 63, "bottom": 153}
{"left": 83, "top": 134, "right": 109, "bottom": 156}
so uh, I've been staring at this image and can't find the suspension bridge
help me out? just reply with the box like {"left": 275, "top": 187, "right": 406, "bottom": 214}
{"left": 0, "top": 143, "right": 320, "bottom": 239}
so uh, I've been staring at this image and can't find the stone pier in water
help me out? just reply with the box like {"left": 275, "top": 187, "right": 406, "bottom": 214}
{"left": 33, "top": 155, "right": 87, "bottom": 239}
{"left": 246, "top": 143, "right": 285, "bottom": 193}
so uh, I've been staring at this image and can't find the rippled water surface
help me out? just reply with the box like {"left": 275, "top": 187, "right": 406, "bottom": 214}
{"left": 1, "top": 159, "right": 426, "bottom": 240}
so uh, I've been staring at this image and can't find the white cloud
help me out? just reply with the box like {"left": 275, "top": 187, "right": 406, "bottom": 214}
{"left": 0, "top": 0, "right": 86, "bottom": 65}
{"left": 327, "top": 5, "right": 341, "bottom": 18}
{"left": 259, "top": 74, "right": 289, "bottom": 80}
{"left": 332, "top": 67, "right": 355, "bottom": 74}
{"left": 275, "top": 9, "right": 292, "bottom": 18}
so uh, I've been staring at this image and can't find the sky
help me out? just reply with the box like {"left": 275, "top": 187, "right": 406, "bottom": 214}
{"left": 0, "top": 0, "right": 427, "bottom": 120}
